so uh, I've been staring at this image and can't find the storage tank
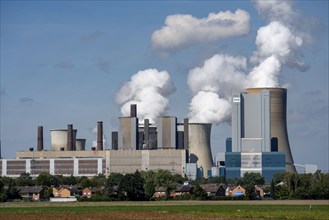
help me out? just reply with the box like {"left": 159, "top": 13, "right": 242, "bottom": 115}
{"left": 245, "top": 88, "right": 296, "bottom": 173}
{"left": 50, "top": 129, "right": 77, "bottom": 151}
{"left": 188, "top": 123, "right": 213, "bottom": 178}
{"left": 76, "top": 139, "right": 86, "bottom": 151}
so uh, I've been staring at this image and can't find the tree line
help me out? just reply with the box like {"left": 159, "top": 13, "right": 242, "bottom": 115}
{"left": 0, "top": 170, "right": 328, "bottom": 202}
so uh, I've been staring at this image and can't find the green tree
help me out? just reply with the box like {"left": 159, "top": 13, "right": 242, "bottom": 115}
{"left": 91, "top": 174, "right": 107, "bottom": 187}
{"left": 120, "top": 171, "right": 145, "bottom": 200}
{"left": 78, "top": 176, "right": 93, "bottom": 188}
{"left": 238, "top": 172, "right": 265, "bottom": 186}
{"left": 192, "top": 183, "right": 207, "bottom": 200}
{"left": 35, "top": 172, "right": 59, "bottom": 186}
{"left": 154, "top": 170, "right": 175, "bottom": 199}
{"left": 15, "top": 173, "right": 34, "bottom": 186}
{"left": 106, "top": 173, "right": 124, "bottom": 197}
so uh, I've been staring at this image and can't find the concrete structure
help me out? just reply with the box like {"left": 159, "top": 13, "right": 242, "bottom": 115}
{"left": 245, "top": 88, "right": 296, "bottom": 172}
{"left": 226, "top": 87, "right": 294, "bottom": 182}
{"left": 188, "top": 123, "right": 213, "bottom": 178}
{"left": 75, "top": 139, "right": 86, "bottom": 151}
{"left": 157, "top": 116, "right": 177, "bottom": 149}
{"left": 50, "top": 128, "right": 77, "bottom": 151}
{"left": 118, "top": 117, "right": 138, "bottom": 150}
{"left": 3, "top": 149, "right": 186, "bottom": 178}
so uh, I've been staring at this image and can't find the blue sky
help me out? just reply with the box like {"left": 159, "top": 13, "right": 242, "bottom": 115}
{"left": 1, "top": 1, "right": 328, "bottom": 172}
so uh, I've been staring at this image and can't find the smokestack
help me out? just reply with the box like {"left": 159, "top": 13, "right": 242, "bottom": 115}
{"left": 184, "top": 118, "right": 189, "bottom": 150}
{"left": 111, "top": 132, "right": 118, "bottom": 150}
{"left": 130, "top": 104, "right": 137, "bottom": 117}
{"left": 67, "top": 124, "right": 74, "bottom": 151}
{"left": 97, "top": 121, "right": 103, "bottom": 151}
{"left": 245, "top": 88, "right": 296, "bottom": 173}
{"left": 144, "top": 119, "right": 149, "bottom": 149}
{"left": 37, "top": 126, "right": 43, "bottom": 151}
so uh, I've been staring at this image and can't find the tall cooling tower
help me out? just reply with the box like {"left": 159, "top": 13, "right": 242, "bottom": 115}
{"left": 50, "top": 128, "right": 77, "bottom": 151}
{"left": 246, "top": 88, "right": 296, "bottom": 172}
{"left": 188, "top": 123, "right": 213, "bottom": 178}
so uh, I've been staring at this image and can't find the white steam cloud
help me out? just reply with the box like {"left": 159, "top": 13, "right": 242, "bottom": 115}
{"left": 115, "top": 69, "right": 176, "bottom": 123}
{"left": 187, "top": 0, "right": 309, "bottom": 123}
{"left": 187, "top": 54, "right": 251, "bottom": 123}
{"left": 152, "top": 9, "right": 250, "bottom": 52}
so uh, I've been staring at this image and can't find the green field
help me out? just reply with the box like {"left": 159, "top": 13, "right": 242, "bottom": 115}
{"left": 0, "top": 201, "right": 328, "bottom": 220}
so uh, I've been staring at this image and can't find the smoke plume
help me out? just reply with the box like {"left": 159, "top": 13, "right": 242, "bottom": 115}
{"left": 187, "top": 0, "right": 309, "bottom": 123}
{"left": 115, "top": 68, "right": 176, "bottom": 123}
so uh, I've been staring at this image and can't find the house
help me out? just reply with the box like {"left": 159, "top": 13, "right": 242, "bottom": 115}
{"left": 17, "top": 186, "right": 45, "bottom": 201}
{"left": 82, "top": 187, "right": 104, "bottom": 198}
{"left": 153, "top": 186, "right": 166, "bottom": 198}
{"left": 200, "top": 184, "right": 226, "bottom": 197}
{"left": 174, "top": 185, "right": 194, "bottom": 197}
{"left": 231, "top": 185, "right": 246, "bottom": 197}
{"left": 52, "top": 186, "right": 80, "bottom": 198}
{"left": 255, "top": 185, "right": 265, "bottom": 198}
{"left": 82, "top": 187, "right": 92, "bottom": 198}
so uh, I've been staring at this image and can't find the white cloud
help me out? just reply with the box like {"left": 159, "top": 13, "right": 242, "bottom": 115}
{"left": 151, "top": 9, "right": 250, "bottom": 52}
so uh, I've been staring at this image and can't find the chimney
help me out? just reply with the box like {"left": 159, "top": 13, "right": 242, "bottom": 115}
{"left": 67, "top": 124, "right": 73, "bottom": 151}
{"left": 144, "top": 119, "right": 149, "bottom": 149}
{"left": 184, "top": 118, "right": 189, "bottom": 150}
{"left": 111, "top": 131, "right": 118, "bottom": 150}
{"left": 130, "top": 104, "right": 137, "bottom": 117}
{"left": 97, "top": 121, "right": 103, "bottom": 151}
{"left": 37, "top": 126, "right": 44, "bottom": 151}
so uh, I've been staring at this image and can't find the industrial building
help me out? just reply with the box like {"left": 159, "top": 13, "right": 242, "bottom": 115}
{"left": 224, "top": 88, "right": 296, "bottom": 182}
{"left": 0, "top": 88, "right": 298, "bottom": 182}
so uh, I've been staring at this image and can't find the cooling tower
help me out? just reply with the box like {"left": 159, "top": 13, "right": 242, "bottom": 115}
{"left": 246, "top": 88, "right": 296, "bottom": 173}
{"left": 50, "top": 128, "right": 77, "bottom": 151}
{"left": 37, "top": 126, "right": 43, "bottom": 151}
{"left": 188, "top": 123, "right": 213, "bottom": 178}
{"left": 75, "top": 139, "right": 86, "bottom": 151}
{"left": 97, "top": 121, "right": 103, "bottom": 151}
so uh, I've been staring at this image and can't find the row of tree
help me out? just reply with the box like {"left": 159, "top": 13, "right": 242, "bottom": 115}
{"left": 0, "top": 170, "right": 328, "bottom": 201}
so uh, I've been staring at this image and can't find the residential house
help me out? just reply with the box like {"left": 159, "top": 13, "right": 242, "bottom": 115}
{"left": 52, "top": 186, "right": 80, "bottom": 198}
{"left": 17, "top": 186, "right": 45, "bottom": 201}
{"left": 231, "top": 185, "right": 246, "bottom": 197}
{"left": 153, "top": 186, "right": 166, "bottom": 198}
{"left": 255, "top": 185, "right": 265, "bottom": 199}
{"left": 200, "top": 184, "right": 226, "bottom": 197}
{"left": 173, "top": 185, "right": 194, "bottom": 197}
{"left": 82, "top": 187, "right": 104, "bottom": 198}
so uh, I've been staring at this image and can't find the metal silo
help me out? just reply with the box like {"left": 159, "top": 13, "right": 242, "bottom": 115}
{"left": 246, "top": 88, "right": 296, "bottom": 173}
{"left": 188, "top": 123, "right": 213, "bottom": 178}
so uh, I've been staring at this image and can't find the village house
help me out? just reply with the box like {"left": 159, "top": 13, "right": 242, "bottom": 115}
{"left": 200, "top": 184, "right": 226, "bottom": 197}
{"left": 17, "top": 186, "right": 45, "bottom": 201}
{"left": 52, "top": 186, "right": 80, "bottom": 198}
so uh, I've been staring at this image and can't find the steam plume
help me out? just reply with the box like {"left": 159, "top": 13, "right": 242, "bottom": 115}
{"left": 187, "top": 0, "right": 309, "bottom": 123}
{"left": 115, "top": 69, "right": 176, "bottom": 123}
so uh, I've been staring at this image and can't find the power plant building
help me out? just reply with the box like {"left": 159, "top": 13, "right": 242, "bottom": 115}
{"left": 1, "top": 89, "right": 297, "bottom": 182}
{"left": 225, "top": 88, "right": 295, "bottom": 182}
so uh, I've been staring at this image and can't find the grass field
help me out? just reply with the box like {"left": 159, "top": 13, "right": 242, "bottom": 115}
{"left": 0, "top": 200, "right": 328, "bottom": 220}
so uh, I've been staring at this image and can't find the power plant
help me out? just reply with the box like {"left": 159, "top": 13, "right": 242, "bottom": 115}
{"left": 0, "top": 87, "right": 298, "bottom": 181}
